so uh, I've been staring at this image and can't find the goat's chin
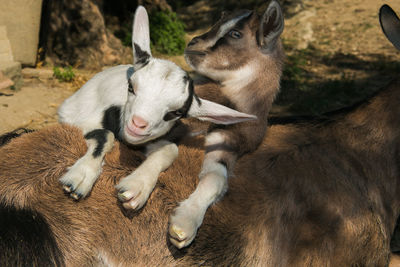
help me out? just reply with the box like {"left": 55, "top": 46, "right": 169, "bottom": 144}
{"left": 184, "top": 55, "right": 202, "bottom": 72}
{"left": 122, "top": 131, "right": 153, "bottom": 145}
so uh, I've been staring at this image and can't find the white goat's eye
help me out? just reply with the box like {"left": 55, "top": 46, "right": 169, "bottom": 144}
{"left": 128, "top": 80, "right": 135, "bottom": 94}
{"left": 228, "top": 30, "right": 242, "bottom": 39}
{"left": 163, "top": 108, "right": 185, "bottom": 121}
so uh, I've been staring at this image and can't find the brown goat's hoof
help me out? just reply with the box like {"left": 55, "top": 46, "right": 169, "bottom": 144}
{"left": 168, "top": 224, "right": 196, "bottom": 249}
{"left": 117, "top": 191, "right": 132, "bottom": 202}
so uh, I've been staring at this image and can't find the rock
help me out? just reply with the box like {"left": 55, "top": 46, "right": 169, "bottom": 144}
{"left": 0, "top": 0, "right": 42, "bottom": 66}
{"left": 43, "top": 0, "right": 131, "bottom": 69}
{"left": 21, "top": 68, "right": 53, "bottom": 79}
{"left": 284, "top": 8, "right": 316, "bottom": 50}
{"left": 0, "top": 61, "right": 22, "bottom": 90}
{"left": 0, "top": 71, "right": 13, "bottom": 90}
{"left": 282, "top": 0, "right": 305, "bottom": 17}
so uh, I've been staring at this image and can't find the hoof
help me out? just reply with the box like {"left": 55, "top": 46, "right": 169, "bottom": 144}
{"left": 63, "top": 184, "right": 73, "bottom": 193}
{"left": 70, "top": 192, "right": 82, "bottom": 200}
{"left": 168, "top": 224, "right": 196, "bottom": 249}
{"left": 118, "top": 190, "right": 143, "bottom": 210}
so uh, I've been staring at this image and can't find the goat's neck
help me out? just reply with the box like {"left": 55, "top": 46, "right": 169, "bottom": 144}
{"left": 220, "top": 60, "right": 281, "bottom": 116}
{"left": 220, "top": 63, "right": 256, "bottom": 96}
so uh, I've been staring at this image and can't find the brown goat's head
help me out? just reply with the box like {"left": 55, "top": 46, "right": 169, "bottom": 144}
{"left": 184, "top": 0, "right": 284, "bottom": 82}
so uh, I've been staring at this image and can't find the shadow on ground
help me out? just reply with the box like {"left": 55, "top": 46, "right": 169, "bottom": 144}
{"left": 275, "top": 45, "right": 400, "bottom": 116}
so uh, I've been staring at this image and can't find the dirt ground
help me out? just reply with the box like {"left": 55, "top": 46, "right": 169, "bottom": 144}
{"left": 0, "top": 71, "right": 88, "bottom": 134}
{"left": 1, "top": 0, "right": 399, "bottom": 135}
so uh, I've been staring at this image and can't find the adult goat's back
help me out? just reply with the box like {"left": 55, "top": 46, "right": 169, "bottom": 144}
{"left": 1, "top": 77, "right": 400, "bottom": 265}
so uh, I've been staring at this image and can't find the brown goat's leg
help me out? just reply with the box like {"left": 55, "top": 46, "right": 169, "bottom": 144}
{"left": 169, "top": 132, "right": 235, "bottom": 248}
{"left": 59, "top": 129, "right": 114, "bottom": 199}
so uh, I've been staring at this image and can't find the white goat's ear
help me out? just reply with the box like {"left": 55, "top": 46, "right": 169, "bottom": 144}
{"left": 379, "top": 4, "right": 400, "bottom": 50}
{"left": 259, "top": 0, "right": 284, "bottom": 53}
{"left": 187, "top": 98, "right": 257, "bottom": 125}
{"left": 132, "top": 6, "right": 152, "bottom": 65}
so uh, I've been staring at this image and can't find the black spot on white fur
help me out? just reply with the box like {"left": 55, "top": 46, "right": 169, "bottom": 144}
{"left": 133, "top": 43, "right": 150, "bottom": 67}
{"left": 84, "top": 129, "right": 111, "bottom": 158}
{"left": 102, "top": 106, "right": 122, "bottom": 138}
{"left": 163, "top": 77, "right": 198, "bottom": 121}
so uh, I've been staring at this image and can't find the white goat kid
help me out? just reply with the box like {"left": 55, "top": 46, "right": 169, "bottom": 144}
{"left": 58, "top": 6, "right": 256, "bottom": 209}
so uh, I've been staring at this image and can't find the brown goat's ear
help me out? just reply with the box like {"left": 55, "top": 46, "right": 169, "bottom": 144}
{"left": 379, "top": 4, "right": 400, "bottom": 50}
{"left": 259, "top": 0, "right": 284, "bottom": 53}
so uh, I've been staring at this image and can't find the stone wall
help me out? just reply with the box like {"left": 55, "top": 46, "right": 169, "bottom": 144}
{"left": 0, "top": 26, "right": 22, "bottom": 90}
{"left": 0, "top": 0, "right": 43, "bottom": 66}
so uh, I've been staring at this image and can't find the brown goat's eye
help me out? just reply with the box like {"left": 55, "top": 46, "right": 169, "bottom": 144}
{"left": 128, "top": 80, "right": 135, "bottom": 94}
{"left": 228, "top": 30, "right": 242, "bottom": 39}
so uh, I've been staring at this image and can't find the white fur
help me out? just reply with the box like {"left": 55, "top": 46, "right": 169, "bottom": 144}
{"left": 221, "top": 63, "right": 256, "bottom": 94}
{"left": 169, "top": 161, "right": 227, "bottom": 249}
{"left": 97, "top": 250, "right": 121, "bottom": 267}
{"left": 59, "top": 133, "right": 114, "bottom": 198}
{"left": 121, "top": 60, "right": 189, "bottom": 144}
{"left": 204, "top": 132, "right": 226, "bottom": 147}
{"left": 132, "top": 6, "right": 152, "bottom": 58}
{"left": 194, "top": 56, "right": 257, "bottom": 101}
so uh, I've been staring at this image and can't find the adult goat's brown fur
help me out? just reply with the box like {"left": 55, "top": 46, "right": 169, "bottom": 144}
{"left": 1, "top": 78, "right": 400, "bottom": 266}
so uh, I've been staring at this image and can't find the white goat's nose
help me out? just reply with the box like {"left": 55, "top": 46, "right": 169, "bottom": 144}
{"left": 132, "top": 116, "right": 148, "bottom": 129}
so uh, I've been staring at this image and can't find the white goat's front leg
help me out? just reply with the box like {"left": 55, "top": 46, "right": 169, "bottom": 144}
{"left": 116, "top": 140, "right": 178, "bottom": 210}
{"left": 60, "top": 129, "right": 114, "bottom": 199}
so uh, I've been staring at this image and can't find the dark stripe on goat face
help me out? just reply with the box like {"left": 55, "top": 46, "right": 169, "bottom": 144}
{"left": 84, "top": 129, "right": 111, "bottom": 158}
{"left": 133, "top": 43, "right": 150, "bottom": 68}
{"left": 208, "top": 10, "right": 253, "bottom": 51}
{"left": 163, "top": 76, "right": 197, "bottom": 121}
{"left": 102, "top": 106, "right": 122, "bottom": 138}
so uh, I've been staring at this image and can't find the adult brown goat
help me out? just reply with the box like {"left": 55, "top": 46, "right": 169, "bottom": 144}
{"left": 1, "top": 3, "right": 400, "bottom": 267}
{"left": 1, "top": 80, "right": 400, "bottom": 266}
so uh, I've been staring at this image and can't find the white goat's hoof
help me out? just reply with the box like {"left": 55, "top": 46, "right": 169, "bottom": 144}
{"left": 60, "top": 159, "right": 101, "bottom": 200}
{"left": 116, "top": 178, "right": 150, "bottom": 211}
{"left": 168, "top": 207, "right": 200, "bottom": 249}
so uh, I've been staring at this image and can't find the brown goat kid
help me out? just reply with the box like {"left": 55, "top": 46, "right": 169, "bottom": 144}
{"left": 169, "top": 0, "right": 285, "bottom": 248}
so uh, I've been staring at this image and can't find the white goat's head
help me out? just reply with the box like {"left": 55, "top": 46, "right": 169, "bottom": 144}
{"left": 379, "top": 4, "right": 400, "bottom": 51}
{"left": 121, "top": 6, "right": 256, "bottom": 145}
